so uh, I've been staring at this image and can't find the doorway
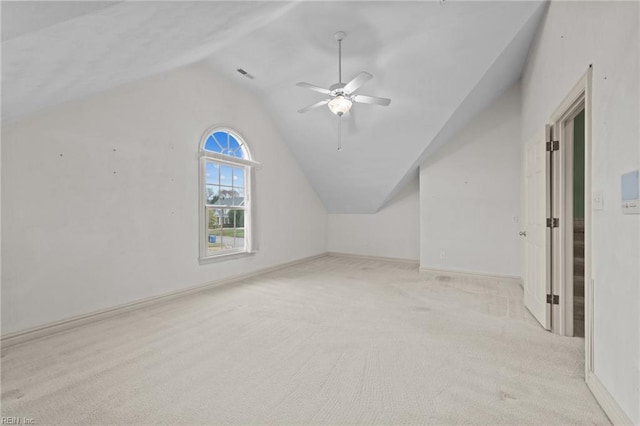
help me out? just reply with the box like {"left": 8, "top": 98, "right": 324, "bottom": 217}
{"left": 549, "top": 95, "right": 588, "bottom": 339}
{"left": 522, "top": 67, "right": 593, "bottom": 367}
{"left": 559, "top": 108, "right": 586, "bottom": 338}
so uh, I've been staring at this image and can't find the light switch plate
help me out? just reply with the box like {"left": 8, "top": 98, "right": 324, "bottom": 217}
{"left": 593, "top": 191, "right": 604, "bottom": 210}
{"left": 622, "top": 200, "right": 639, "bottom": 214}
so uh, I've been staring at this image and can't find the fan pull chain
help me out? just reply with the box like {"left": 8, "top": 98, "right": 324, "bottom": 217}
{"left": 337, "top": 116, "right": 343, "bottom": 151}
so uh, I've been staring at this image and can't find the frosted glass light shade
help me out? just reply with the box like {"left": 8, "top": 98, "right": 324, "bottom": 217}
{"left": 328, "top": 95, "right": 352, "bottom": 116}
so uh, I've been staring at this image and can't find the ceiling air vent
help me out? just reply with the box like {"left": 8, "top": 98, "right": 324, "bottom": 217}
{"left": 237, "top": 68, "right": 254, "bottom": 79}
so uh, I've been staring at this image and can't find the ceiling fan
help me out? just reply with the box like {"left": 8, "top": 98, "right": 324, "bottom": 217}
{"left": 296, "top": 31, "right": 391, "bottom": 150}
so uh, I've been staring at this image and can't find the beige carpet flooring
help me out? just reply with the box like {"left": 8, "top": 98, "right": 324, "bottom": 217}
{"left": 1, "top": 255, "right": 609, "bottom": 425}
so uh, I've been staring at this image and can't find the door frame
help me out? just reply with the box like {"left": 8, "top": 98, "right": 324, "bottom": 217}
{"left": 549, "top": 66, "right": 593, "bottom": 375}
{"left": 560, "top": 109, "right": 580, "bottom": 338}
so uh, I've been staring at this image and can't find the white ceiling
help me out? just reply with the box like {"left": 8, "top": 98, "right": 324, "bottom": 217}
{"left": 2, "top": 1, "right": 546, "bottom": 213}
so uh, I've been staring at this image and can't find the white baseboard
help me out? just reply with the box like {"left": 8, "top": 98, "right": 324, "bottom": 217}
{"left": 327, "top": 251, "right": 420, "bottom": 265}
{"left": 586, "top": 371, "right": 634, "bottom": 425}
{"left": 419, "top": 266, "right": 522, "bottom": 285}
{"left": 1, "top": 253, "right": 328, "bottom": 349}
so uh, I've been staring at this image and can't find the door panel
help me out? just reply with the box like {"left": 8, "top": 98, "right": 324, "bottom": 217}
{"left": 523, "top": 131, "right": 550, "bottom": 329}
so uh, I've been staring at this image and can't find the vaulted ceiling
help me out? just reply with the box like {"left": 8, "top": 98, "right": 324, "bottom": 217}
{"left": 2, "top": 1, "right": 546, "bottom": 213}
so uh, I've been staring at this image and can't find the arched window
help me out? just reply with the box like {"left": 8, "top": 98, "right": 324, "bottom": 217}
{"left": 200, "top": 128, "right": 258, "bottom": 261}
{"left": 203, "top": 130, "right": 249, "bottom": 158}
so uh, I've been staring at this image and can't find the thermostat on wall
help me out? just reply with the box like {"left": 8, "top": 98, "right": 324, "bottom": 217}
{"left": 621, "top": 170, "right": 639, "bottom": 214}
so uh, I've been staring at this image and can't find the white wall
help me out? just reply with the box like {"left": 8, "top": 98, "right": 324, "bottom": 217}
{"left": 521, "top": 1, "right": 639, "bottom": 422}
{"left": 419, "top": 84, "right": 522, "bottom": 277}
{"left": 1, "top": 63, "right": 328, "bottom": 335}
{"left": 327, "top": 177, "right": 419, "bottom": 261}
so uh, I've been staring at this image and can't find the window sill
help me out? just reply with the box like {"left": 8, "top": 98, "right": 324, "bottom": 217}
{"left": 199, "top": 250, "right": 256, "bottom": 265}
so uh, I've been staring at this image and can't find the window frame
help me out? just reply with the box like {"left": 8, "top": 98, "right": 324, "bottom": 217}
{"left": 199, "top": 127, "right": 259, "bottom": 263}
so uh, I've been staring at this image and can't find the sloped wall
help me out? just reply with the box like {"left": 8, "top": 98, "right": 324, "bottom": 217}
{"left": 419, "top": 84, "right": 522, "bottom": 277}
{"left": 1, "top": 63, "right": 328, "bottom": 335}
{"left": 521, "top": 1, "right": 639, "bottom": 422}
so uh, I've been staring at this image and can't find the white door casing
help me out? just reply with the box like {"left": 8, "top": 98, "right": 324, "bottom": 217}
{"left": 562, "top": 116, "right": 576, "bottom": 337}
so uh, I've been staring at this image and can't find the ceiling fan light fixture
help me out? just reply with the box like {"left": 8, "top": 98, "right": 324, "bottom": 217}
{"left": 328, "top": 95, "right": 352, "bottom": 116}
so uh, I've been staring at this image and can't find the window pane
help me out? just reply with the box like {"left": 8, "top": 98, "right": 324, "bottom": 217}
{"left": 233, "top": 187, "right": 245, "bottom": 206}
{"left": 235, "top": 147, "right": 246, "bottom": 159}
{"left": 224, "top": 209, "right": 245, "bottom": 250}
{"left": 218, "top": 186, "right": 234, "bottom": 205}
{"left": 232, "top": 167, "right": 244, "bottom": 188}
{"left": 213, "top": 131, "right": 233, "bottom": 157}
{"left": 229, "top": 209, "right": 245, "bottom": 228}
{"left": 206, "top": 185, "right": 220, "bottom": 205}
{"left": 220, "top": 165, "right": 232, "bottom": 186}
{"left": 213, "top": 131, "right": 228, "bottom": 151}
{"left": 203, "top": 130, "right": 247, "bottom": 159}
{"left": 228, "top": 134, "right": 239, "bottom": 150}
{"left": 205, "top": 162, "right": 219, "bottom": 185}
{"left": 207, "top": 208, "right": 223, "bottom": 254}
{"left": 204, "top": 135, "right": 222, "bottom": 153}
{"left": 228, "top": 135, "right": 244, "bottom": 158}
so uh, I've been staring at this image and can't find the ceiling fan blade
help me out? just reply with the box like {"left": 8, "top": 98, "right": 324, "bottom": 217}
{"left": 352, "top": 94, "right": 391, "bottom": 106}
{"left": 343, "top": 72, "right": 373, "bottom": 94}
{"left": 296, "top": 82, "right": 331, "bottom": 95}
{"left": 298, "top": 99, "right": 330, "bottom": 113}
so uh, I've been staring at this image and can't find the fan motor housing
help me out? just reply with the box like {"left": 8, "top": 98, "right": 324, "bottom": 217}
{"left": 329, "top": 83, "right": 347, "bottom": 97}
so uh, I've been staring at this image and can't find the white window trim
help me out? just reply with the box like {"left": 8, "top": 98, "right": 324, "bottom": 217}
{"left": 201, "top": 150, "right": 259, "bottom": 168}
{"left": 198, "top": 248, "right": 256, "bottom": 265}
{"left": 198, "top": 127, "right": 259, "bottom": 263}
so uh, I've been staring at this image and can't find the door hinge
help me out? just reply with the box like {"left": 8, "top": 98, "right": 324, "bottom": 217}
{"left": 546, "top": 218, "right": 559, "bottom": 228}
{"left": 546, "top": 294, "right": 560, "bottom": 305}
{"left": 546, "top": 140, "right": 559, "bottom": 152}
